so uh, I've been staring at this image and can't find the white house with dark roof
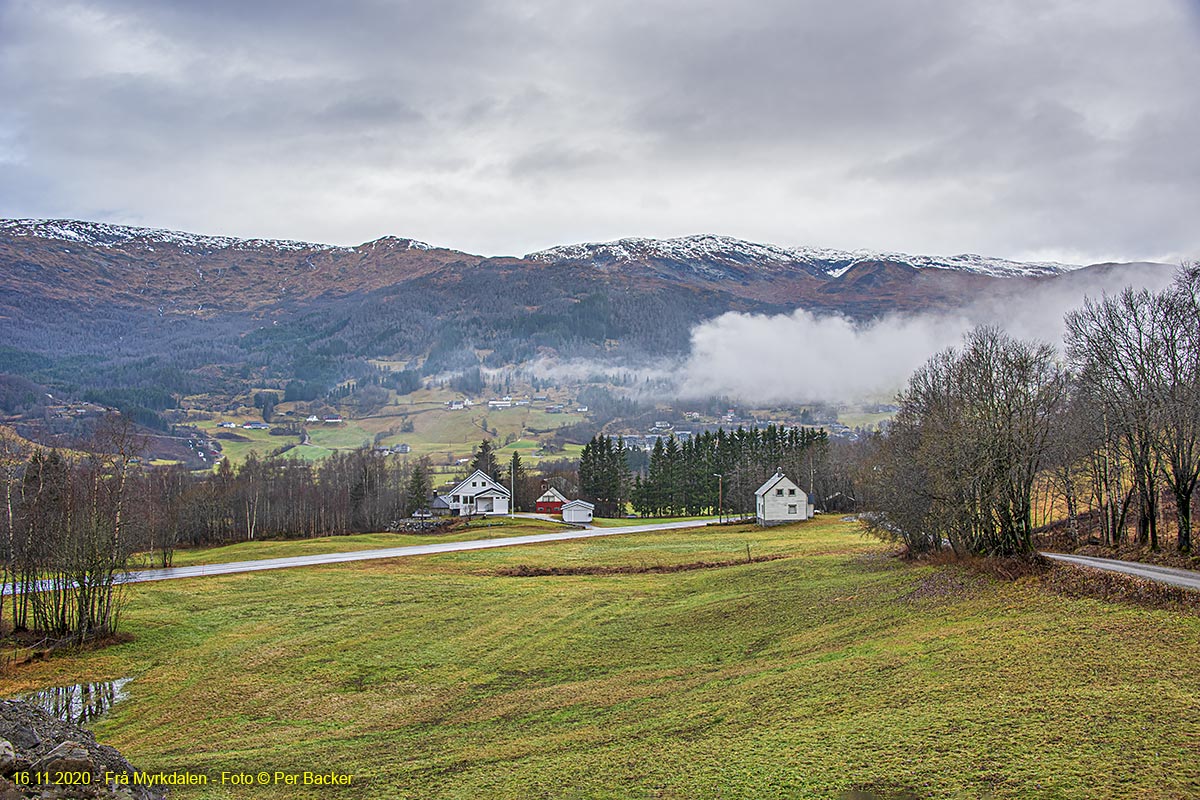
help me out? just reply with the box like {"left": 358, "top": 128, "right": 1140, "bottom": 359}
{"left": 446, "top": 469, "right": 510, "bottom": 516}
{"left": 754, "top": 471, "right": 813, "bottom": 525}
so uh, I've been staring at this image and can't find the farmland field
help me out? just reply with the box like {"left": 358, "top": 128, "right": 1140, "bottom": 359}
{"left": 5, "top": 518, "right": 1199, "bottom": 799}
{"left": 194, "top": 388, "right": 589, "bottom": 468}
{"left": 149, "top": 517, "right": 574, "bottom": 568}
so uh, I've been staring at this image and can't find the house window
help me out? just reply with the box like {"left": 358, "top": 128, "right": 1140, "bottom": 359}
{"left": 776, "top": 488, "right": 784, "bottom": 496}
{"left": 452, "top": 495, "right": 459, "bottom": 503}
{"left": 788, "top": 488, "right": 796, "bottom": 496}
{"left": 788, "top": 504, "right": 797, "bottom": 514}
{"left": 472, "top": 481, "right": 477, "bottom": 487}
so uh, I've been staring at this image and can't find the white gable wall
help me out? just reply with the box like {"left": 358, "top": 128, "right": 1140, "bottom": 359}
{"left": 537, "top": 487, "right": 568, "bottom": 504}
{"left": 562, "top": 500, "right": 594, "bottom": 524}
{"left": 755, "top": 473, "right": 813, "bottom": 524}
{"left": 447, "top": 470, "right": 511, "bottom": 516}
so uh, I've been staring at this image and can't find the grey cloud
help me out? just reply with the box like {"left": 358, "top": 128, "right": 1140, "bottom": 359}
{"left": 673, "top": 263, "right": 1180, "bottom": 405}
{"left": 0, "top": 0, "right": 1197, "bottom": 260}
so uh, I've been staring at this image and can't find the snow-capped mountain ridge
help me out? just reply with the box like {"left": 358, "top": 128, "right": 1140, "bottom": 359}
{"left": 0, "top": 219, "right": 354, "bottom": 254}
{"left": 360, "top": 235, "right": 435, "bottom": 252}
{"left": 527, "top": 234, "right": 1077, "bottom": 278}
{"left": 3, "top": 219, "right": 1080, "bottom": 279}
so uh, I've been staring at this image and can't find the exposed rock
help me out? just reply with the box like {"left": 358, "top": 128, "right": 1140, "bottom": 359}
{"left": 33, "top": 741, "right": 94, "bottom": 775}
{"left": 0, "top": 776, "right": 24, "bottom": 800}
{"left": 0, "top": 724, "right": 37, "bottom": 754}
{"left": 0, "top": 701, "right": 163, "bottom": 800}
{"left": 386, "top": 518, "right": 454, "bottom": 533}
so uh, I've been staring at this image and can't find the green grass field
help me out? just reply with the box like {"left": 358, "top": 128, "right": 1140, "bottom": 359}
{"left": 588, "top": 514, "right": 720, "bottom": 527}
{"left": 147, "top": 518, "right": 573, "bottom": 568}
{"left": 203, "top": 425, "right": 287, "bottom": 464}
{"left": 6, "top": 518, "right": 1200, "bottom": 799}
{"left": 836, "top": 411, "right": 895, "bottom": 431}
{"left": 198, "top": 395, "right": 590, "bottom": 469}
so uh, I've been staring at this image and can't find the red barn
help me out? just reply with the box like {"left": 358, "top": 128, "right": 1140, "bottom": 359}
{"left": 535, "top": 486, "right": 568, "bottom": 514}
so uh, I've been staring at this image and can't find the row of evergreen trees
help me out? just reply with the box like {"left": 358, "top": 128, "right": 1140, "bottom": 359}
{"left": 578, "top": 435, "right": 633, "bottom": 517}
{"left": 577, "top": 425, "right": 830, "bottom": 518}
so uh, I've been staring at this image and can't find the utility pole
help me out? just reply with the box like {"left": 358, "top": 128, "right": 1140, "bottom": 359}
{"left": 510, "top": 456, "right": 515, "bottom": 518}
{"left": 713, "top": 473, "right": 723, "bottom": 523}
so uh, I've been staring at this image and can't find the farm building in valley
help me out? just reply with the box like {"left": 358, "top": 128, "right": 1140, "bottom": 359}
{"left": 561, "top": 499, "right": 594, "bottom": 524}
{"left": 535, "top": 486, "right": 568, "bottom": 514}
{"left": 445, "top": 470, "right": 510, "bottom": 516}
{"left": 754, "top": 471, "right": 814, "bottom": 525}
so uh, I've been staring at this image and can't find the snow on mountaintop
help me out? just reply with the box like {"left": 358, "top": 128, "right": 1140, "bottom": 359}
{"left": 526, "top": 234, "right": 1078, "bottom": 278}
{"left": 359, "top": 235, "right": 435, "bottom": 252}
{"left": 0, "top": 219, "right": 355, "bottom": 253}
{"left": 2, "top": 220, "right": 1080, "bottom": 279}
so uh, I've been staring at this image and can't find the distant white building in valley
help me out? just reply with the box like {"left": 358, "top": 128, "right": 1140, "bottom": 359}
{"left": 754, "top": 471, "right": 814, "bottom": 525}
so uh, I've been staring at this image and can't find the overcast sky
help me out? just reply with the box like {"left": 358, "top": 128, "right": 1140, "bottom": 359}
{"left": 1, "top": 0, "right": 1198, "bottom": 262}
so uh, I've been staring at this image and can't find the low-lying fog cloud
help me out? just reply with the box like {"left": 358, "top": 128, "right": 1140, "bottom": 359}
{"left": 521, "top": 265, "right": 1182, "bottom": 405}
{"left": 675, "top": 264, "right": 1178, "bottom": 404}
{"left": 675, "top": 309, "right": 971, "bottom": 404}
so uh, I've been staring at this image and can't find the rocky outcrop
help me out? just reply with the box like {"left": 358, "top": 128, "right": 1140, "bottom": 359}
{"left": 0, "top": 700, "right": 164, "bottom": 800}
{"left": 385, "top": 518, "right": 454, "bottom": 533}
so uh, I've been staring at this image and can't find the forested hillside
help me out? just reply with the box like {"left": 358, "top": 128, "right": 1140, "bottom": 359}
{"left": 0, "top": 219, "right": 1174, "bottom": 429}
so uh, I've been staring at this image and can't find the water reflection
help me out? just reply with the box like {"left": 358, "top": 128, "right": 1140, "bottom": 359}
{"left": 20, "top": 678, "right": 132, "bottom": 724}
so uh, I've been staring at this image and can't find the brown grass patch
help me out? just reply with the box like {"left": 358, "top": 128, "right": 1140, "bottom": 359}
{"left": 1070, "top": 542, "right": 1200, "bottom": 572}
{"left": 907, "top": 549, "right": 1050, "bottom": 581}
{"left": 1042, "top": 562, "right": 1200, "bottom": 613}
{"left": 494, "top": 554, "right": 789, "bottom": 577}
{"left": 964, "top": 553, "right": 1051, "bottom": 582}
{"left": 1, "top": 630, "right": 134, "bottom": 673}
{"left": 900, "top": 567, "right": 993, "bottom": 603}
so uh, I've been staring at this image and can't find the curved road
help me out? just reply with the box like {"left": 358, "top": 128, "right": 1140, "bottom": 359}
{"left": 1041, "top": 552, "right": 1200, "bottom": 591}
{"left": 5, "top": 519, "right": 717, "bottom": 594}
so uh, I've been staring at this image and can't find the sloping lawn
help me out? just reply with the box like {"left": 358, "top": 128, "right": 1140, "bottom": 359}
{"left": 142, "top": 517, "right": 575, "bottom": 567}
{"left": 5, "top": 518, "right": 1199, "bottom": 799}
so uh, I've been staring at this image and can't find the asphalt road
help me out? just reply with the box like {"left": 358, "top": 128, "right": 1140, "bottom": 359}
{"left": 1041, "top": 552, "right": 1200, "bottom": 591}
{"left": 5, "top": 518, "right": 717, "bottom": 594}
{"left": 13, "top": 520, "right": 1198, "bottom": 594}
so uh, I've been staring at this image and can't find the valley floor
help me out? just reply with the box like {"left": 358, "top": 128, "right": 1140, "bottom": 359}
{"left": 4, "top": 518, "right": 1199, "bottom": 799}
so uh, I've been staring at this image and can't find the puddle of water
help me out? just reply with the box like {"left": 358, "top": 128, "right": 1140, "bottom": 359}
{"left": 18, "top": 678, "right": 133, "bottom": 725}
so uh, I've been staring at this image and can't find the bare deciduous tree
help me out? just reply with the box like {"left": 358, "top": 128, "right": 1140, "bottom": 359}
{"left": 864, "top": 327, "right": 1067, "bottom": 557}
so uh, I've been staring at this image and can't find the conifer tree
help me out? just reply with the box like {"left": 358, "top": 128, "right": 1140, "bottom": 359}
{"left": 470, "top": 439, "right": 500, "bottom": 480}
{"left": 404, "top": 458, "right": 432, "bottom": 516}
{"left": 509, "top": 450, "right": 529, "bottom": 511}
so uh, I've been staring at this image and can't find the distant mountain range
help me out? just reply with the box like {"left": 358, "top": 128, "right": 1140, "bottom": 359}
{"left": 5, "top": 219, "right": 1077, "bottom": 277}
{"left": 526, "top": 233, "right": 1074, "bottom": 279}
{"left": 0, "top": 218, "right": 1174, "bottom": 418}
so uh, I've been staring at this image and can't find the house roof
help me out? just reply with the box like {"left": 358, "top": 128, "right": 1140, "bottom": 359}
{"left": 431, "top": 495, "right": 451, "bottom": 509}
{"left": 537, "top": 487, "right": 568, "bottom": 503}
{"left": 449, "top": 469, "right": 511, "bottom": 497}
{"left": 755, "top": 471, "right": 802, "bottom": 498}
{"left": 562, "top": 499, "right": 594, "bottom": 511}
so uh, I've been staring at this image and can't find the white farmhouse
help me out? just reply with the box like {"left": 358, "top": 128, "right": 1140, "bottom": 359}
{"left": 446, "top": 469, "right": 510, "bottom": 516}
{"left": 754, "top": 471, "right": 814, "bottom": 525}
{"left": 561, "top": 499, "right": 595, "bottom": 524}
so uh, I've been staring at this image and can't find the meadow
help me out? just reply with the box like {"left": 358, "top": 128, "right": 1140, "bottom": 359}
{"left": 153, "top": 517, "right": 573, "bottom": 568}
{"left": 4, "top": 518, "right": 1199, "bottom": 799}
{"left": 194, "top": 386, "right": 587, "bottom": 469}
